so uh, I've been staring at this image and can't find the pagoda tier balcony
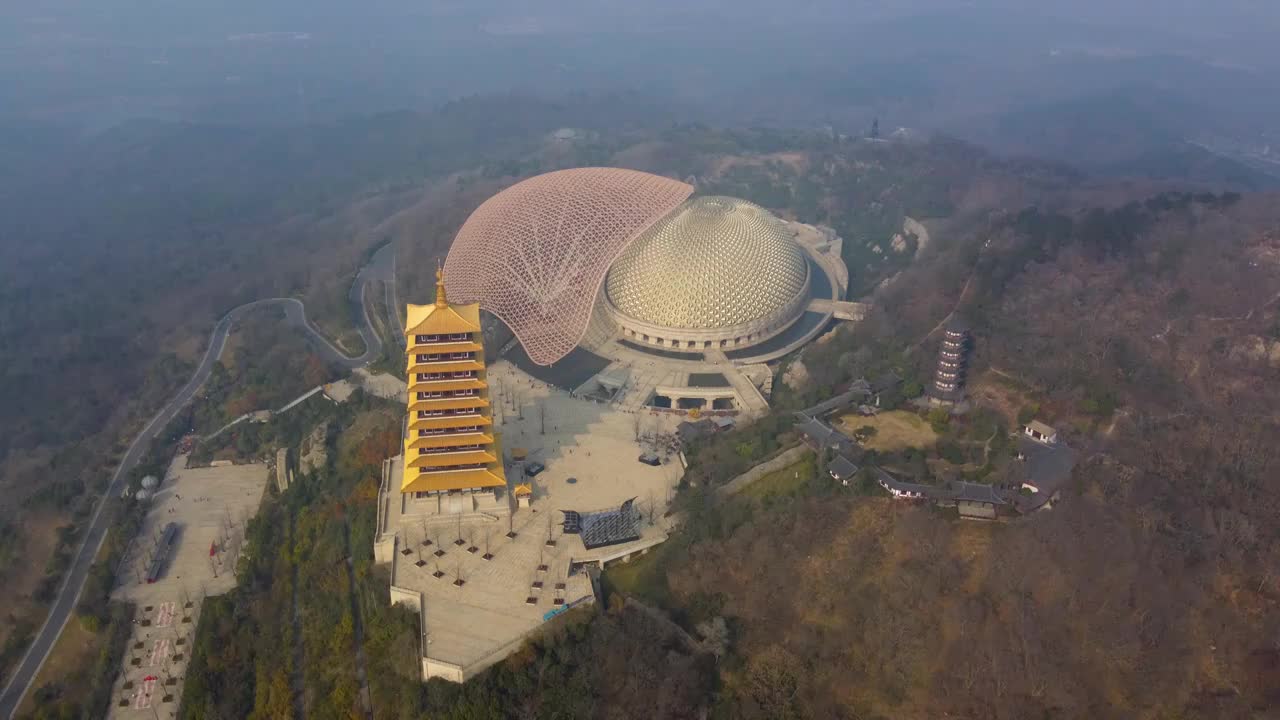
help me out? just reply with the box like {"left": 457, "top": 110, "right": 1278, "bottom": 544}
{"left": 407, "top": 340, "right": 483, "bottom": 355}
{"left": 406, "top": 433, "right": 495, "bottom": 451}
{"left": 410, "top": 399, "right": 490, "bottom": 415}
{"left": 408, "top": 414, "right": 491, "bottom": 432}
{"left": 411, "top": 332, "right": 474, "bottom": 344}
{"left": 413, "top": 389, "right": 485, "bottom": 401}
{"left": 408, "top": 378, "right": 487, "bottom": 395}
{"left": 413, "top": 351, "right": 477, "bottom": 363}
{"left": 406, "top": 359, "right": 485, "bottom": 376}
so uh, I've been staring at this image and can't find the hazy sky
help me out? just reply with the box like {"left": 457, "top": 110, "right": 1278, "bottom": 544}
{"left": 1, "top": 1, "right": 1277, "bottom": 131}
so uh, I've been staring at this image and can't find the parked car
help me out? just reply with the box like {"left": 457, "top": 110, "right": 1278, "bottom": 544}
{"left": 638, "top": 452, "right": 661, "bottom": 467}
{"left": 524, "top": 461, "right": 545, "bottom": 477}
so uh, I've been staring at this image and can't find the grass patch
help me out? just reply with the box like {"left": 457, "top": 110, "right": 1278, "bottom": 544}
{"left": 834, "top": 410, "right": 938, "bottom": 452}
{"left": 601, "top": 543, "right": 676, "bottom": 606}
{"left": 738, "top": 453, "right": 816, "bottom": 503}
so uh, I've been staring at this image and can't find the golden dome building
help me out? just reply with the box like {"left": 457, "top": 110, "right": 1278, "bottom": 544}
{"left": 442, "top": 167, "right": 857, "bottom": 414}
{"left": 603, "top": 196, "right": 811, "bottom": 351}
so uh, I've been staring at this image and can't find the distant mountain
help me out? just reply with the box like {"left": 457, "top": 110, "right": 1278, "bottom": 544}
{"left": 959, "top": 87, "right": 1280, "bottom": 190}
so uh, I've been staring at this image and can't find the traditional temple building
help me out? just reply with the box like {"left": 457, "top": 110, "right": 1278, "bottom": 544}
{"left": 401, "top": 268, "right": 507, "bottom": 514}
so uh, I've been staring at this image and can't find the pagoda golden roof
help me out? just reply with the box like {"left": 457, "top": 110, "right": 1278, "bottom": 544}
{"left": 405, "top": 269, "right": 480, "bottom": 336}
{"left": 401, "top": 467, "right": 507, "bottom": 493}
{"left": 406, "top": 433, "right": 495, "bottom": 450}
{"left": 408, "top": 450, "right": 498, "bottom": 469}
{"left": 405, "top": 302, "right": 481, "bottom": 336}
{"left": 408, "top": 397, "right": 490, "bottom": 413}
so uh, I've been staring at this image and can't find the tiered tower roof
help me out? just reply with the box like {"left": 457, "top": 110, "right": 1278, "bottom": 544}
{"left": 401, "top": 269, "right": 507, "bottom": 494}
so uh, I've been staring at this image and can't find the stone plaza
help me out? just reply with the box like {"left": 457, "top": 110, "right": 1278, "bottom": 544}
{"left": 375, "top": 359, "right": 684, "bottom": 682}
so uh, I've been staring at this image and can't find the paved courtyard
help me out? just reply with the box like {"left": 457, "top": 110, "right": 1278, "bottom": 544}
{"left": 382, "top": 359, "right": 684, "bottom": 679}
{"left": 108, "top": 456, "right": 269, "bottom": 718}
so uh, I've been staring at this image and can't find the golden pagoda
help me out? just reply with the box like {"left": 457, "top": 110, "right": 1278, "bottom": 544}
{"left": 401, "top": 268, "right": 507, "bottom": 496}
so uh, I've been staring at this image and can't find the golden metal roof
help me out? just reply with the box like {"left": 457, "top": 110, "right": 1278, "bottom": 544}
{"left": 401, "top": 467, "right": 507, "bottom": 493}
{"left": 408, "top": 397, "right": 490, "bottom": 413}
{"left": 407, "top": 415, "right": 491, "bottom": 430}
{"left": 405, "top": 301, "right": 480, "bottom": 336}
{"left": 406, "top": 433, "right": 495, "bottom": 450}
{"left": 605, "top": 196, "right": 808, "bottom": 330}
{"left": 408, "top": 450, "right": 498, "bottom": 469}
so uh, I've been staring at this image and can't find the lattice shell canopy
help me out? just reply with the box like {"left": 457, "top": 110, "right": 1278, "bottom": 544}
{"left": 443, "top": 168, "right": 693, "bottom": 366}
{"left": 605, "top": 196, "right": 808, "bottom": 330}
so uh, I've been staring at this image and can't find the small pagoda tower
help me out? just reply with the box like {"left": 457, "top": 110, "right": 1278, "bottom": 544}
{"left": 929, "top": 316, "right": 971, "bottom": 405}
{"left": 401, "top": 267, "right": 507, "bottom": 514}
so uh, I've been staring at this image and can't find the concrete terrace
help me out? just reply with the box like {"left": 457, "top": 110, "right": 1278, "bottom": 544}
{"left": 109, "top": 457, "right": 269, "bottom": 718}
{"left": 379, "top": 359, "right": 683, "bottom": 681}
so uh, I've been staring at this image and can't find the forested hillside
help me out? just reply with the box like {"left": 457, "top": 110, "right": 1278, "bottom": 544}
{"left": 0, "top": 94, "right": 676, "bottom": 678}
{"left": 8, "top": 101, "right": 1280, "bottom": 718}
{"left": 178, "top": 185, "right": 1280, "bottom": 720}
{"left": 615, "top": 191, "right": 1280, "bottom": 718}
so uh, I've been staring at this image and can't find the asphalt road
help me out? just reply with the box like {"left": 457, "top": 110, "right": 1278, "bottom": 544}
{"left": 0, "top": 248, "right": 397, "bottom": 718}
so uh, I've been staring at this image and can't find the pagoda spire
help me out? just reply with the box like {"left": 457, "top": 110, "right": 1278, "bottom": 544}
{"left": 435, "top": 260, "right": 448, "bottom": 307}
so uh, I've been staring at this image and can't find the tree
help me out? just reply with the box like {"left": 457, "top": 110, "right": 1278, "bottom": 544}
{"left": 927, "top": 407, "right": 951, "bottom": 433}
{"left": 1017, "top": 403, "right": 1040, "bottom": 425}
{"left": 303, "top": 355, "right": 330, "bottom": 387}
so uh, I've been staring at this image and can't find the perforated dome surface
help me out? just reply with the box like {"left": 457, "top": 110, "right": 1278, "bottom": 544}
{"left": 443, "top": 168, "right": 692, "bottom": 365}
{"left": 605, "top": 197, "right": 808, "bottom": 330}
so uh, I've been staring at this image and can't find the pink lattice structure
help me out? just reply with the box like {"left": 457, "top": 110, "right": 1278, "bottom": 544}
{"left": 444, "top": 168, "right": 693, "bottom": 365}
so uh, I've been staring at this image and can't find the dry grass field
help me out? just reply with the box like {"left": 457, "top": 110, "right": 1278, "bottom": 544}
{"left": 835, "top": 409, "right": 938, "bottom": 452}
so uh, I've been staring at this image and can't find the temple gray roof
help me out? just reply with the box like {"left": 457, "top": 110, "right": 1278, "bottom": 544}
{"left": 875, "top": 468, "right": 1008, "bottom": 505}
{"left": 945, "top": 480, "right": 1007, "bottom": 505}
{"left": 797, "top": 417, "right": 855, "bottom": 453}
{"left": 829, "top": 455, "right": 860, "bottom": 481}
{"left": 1012, "top": 436, "right": 1078, "bottom": 511}
{"left": 873, "top": 467, "right": 937, "bottom": 497}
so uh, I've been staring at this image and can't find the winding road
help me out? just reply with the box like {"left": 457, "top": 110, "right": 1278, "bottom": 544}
{"left": 0, "top": 244, "right": 399, "bottom": 718}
